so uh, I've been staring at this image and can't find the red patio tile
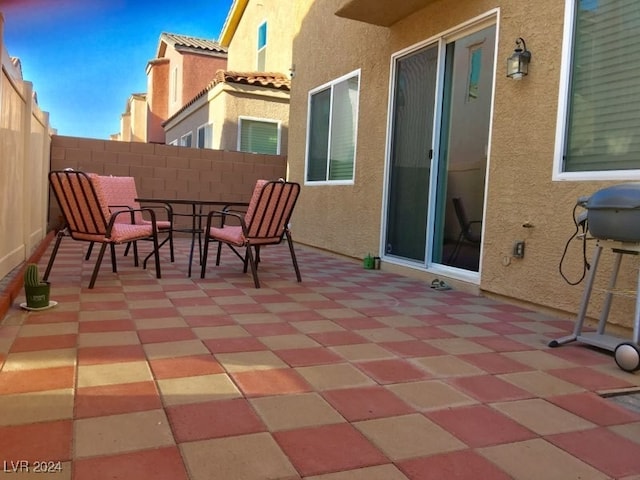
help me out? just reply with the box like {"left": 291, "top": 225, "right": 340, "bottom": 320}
{"left": 545, "top": 344, "right": 614, "bottom": 366}
{"left": 426, "top": 404, "right": 536, "bottom": 447}
{"left": 548, "top": 392, "right": 640, "bottom": 426}
{"left": 459, "top": 352, "right": 533, "bottom": 374}
{"left": 469, "top": 335, "right": 532, "bottom": 352}
{"left": 0, "top": 366, "right": 75, "bottom": 394}
{"left": 448, "top": 375, "right": 532, "bottom": 403}
{"left": 356, "top": 359, "right": 431, "bottom": 384}
{"left": 167, "top": 398, "right": 265, "bottom": 442}
{"left": 80, "top": 301, "right": 129, "bottom": 311}
{"left": 322, "top": 386, "right": 414, "bottom": 421}
{"left": 278, "top": 310, "right": 326, "bottom": 322}
{"left": 78, "top": 319, "right": 136, "bottom": 333}
{"left": 9, "top": 334, "right": 77, "bottom": 353}
{"left": 399, "top": 326, "right": 455, "bottom": 340}
{"left": 203, "top": 337, "right": 267, "bottom": 354}
{"left": 242, "top": 322, "right": 298, "bottom": 336}
{"left": 308, "top": 331, "right": 368, "bottom": 346}
{"left": 137, "top": 327, "right": 197, "bottom": 344}
{"left": 24, "top": 310, "right": 79, "bottom": 325}
{"left": 124, "top": 291, "right": 171, "bottom": 301}
{"left": 476, "top": 322, "right": 532, "bottom": 335}
{"left": 0, "top": 420, "right": 72, "bottom": 462}
{"left": 398, "top": 449, "right": 512, "bottom": 480}
{"left": 273, "top": 423, "right": 388, "bottom": 476}
{"left": 170, "top": 296, "right": 216, "bottom": 307}
{"left": 231, "top": 368, "right": 312, "bottom": 397}
{"left": 77, "top": 344, "right": 146, "bottom": 366}
{"left": 547, "top": 366, "right": 636, "bottom": 391}
{"left": 548, "top": 427, "right": 640, "bottom": 479}
{"left": 130, "top": 307, "right": 180, "bottom": 319}
{"left": 333, "top": 317, "right": 387, "bottom": 330}
{"left": 73, "top": 446, "right": 188, "bottom": 480}
{"left": 380, "top": 340, "right": 445, "bottom": 358}
{"left": 183, "top": 315, "right": 235, "bottom": 327}
{"left": 75, "top": 381, "right": 162, "bottom": 418}
{"left": 218, "top": 303, "right": 268, "bottom": 314}
{"left": 149, "top": 354, "right": 224, "bottom": 379}
{"left": 275, "top": 347, "right": 344, "bottom": 367}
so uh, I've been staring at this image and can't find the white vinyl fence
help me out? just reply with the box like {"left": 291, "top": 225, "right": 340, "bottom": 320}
{"left": 0, "top": 14, "right": 52, "bottom": 281}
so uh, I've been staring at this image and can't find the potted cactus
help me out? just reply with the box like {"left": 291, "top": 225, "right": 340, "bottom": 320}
{"left": 23, "top": 263, "right": 50, "bottom": 309}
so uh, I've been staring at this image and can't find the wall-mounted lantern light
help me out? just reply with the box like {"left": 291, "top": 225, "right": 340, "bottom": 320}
{"left": 506, "top": 38, "right": 531, "bottom": 80}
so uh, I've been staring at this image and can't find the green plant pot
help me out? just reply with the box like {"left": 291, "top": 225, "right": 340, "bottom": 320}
{"left": 25, "top": 283, "right": 50, "bottom": 309}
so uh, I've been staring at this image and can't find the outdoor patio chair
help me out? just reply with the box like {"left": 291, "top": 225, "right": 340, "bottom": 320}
{"left": 84, "top": 175, "right": 174, "bottom": 266}
{"left": 200, "top": 179, "right": 301, "bottom": 288}
{"left": 448, "top": 196, "right": 482, "bottom": 263}
{"left": 43, "top": 170, "right": 162, "bottom": 289}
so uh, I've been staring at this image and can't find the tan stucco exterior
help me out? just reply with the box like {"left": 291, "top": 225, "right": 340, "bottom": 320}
{"left": 286, "top": 0, "right": 640, "bottom": 330}
{"left": 164, "top": 82, "right": 289, "bottom": 153}
{"left": 223, "top": 0, "right": 297, "bottom": 74}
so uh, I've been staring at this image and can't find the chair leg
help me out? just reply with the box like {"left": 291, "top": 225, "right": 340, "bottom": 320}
{"left": 124, "top": 242, "right": 131, "bottom": 257}
{"left": 200, "top": 232, "right": 211, "bottom": 278}
{"left": 110, "top": 244, "right": 118, "bottom": 273}
{"left": 168, "top": 230, "right": 175, "bottom": 262}
{"left": 132, "top": 241, "right": 139, "bottom": 267}
{"left": 90, "top": 243, "right": 109, "bottom": 289}
{"left": 215, "top": 241, "right": 223, "bottom": 266}
{"left": 43, "top": 231, "right": 64, "bottom": 282}
{"left": 245, "top": 244, "right": 260, "bottom": 288}
{"left": 85, "top": 241, "right": 94, "bottom": 260}
{"left": 151, "top": 230, "right": 161, "bottom": 279}
{"left": 285, "top": 230, "right": 302, "bottom": 283}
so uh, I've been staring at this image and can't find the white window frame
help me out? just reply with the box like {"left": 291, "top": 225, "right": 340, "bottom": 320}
{"left": 553, "top": 0, "right": 640, "bottom": 181}
{"left": 257, "top": 20, "right": 267, "bottom": 71}
{"left": 197, "top": 122, "right": 213, "bottom": 149}
{"left": 168, "top": 139, "right": 178, "bottom": 146}
{"left": 304, "top": 69, "right": 361, "bottom": 186}
{"left": 180, "top": 132, "right": 192, "bottom": 147}
{"left": 237, "top": 116, "right": 281, "bottom": 155}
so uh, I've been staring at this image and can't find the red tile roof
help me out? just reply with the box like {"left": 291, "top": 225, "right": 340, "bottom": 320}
{"left": 162, "top": 70, "right": 290, "bottom": 126}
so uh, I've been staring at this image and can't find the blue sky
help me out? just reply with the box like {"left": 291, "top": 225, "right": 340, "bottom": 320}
{"left": 2, "top": 0, "right": 233, "bottom": 139}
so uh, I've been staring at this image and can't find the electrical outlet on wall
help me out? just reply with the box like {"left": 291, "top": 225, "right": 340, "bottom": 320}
{"left": 513, "top": 241, "right": 525, "bottom": 258}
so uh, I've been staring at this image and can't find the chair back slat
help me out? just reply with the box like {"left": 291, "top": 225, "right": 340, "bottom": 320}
{"left": 49, "top": 171, "right": 110, "bottom": 237}
{"left": 246, "top": 180, "right": 300, "bottom": 241}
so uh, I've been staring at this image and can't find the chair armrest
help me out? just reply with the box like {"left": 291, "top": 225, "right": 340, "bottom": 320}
{"left": 205, "top": 209, "right": 247, "bottom": 234}
{"left": 108, "top": 207, "right": 158, "bottom": 233}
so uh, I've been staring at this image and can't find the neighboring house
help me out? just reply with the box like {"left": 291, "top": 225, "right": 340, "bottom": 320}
{"left": 285, "top": 0, "right": 640, "bottom": 331}
{"left": 116, "top": 93, "right": 147, "bottom": 142}
{"left": 114, "top": 32, "right": 228, "bottom": 143}
{"left": 163, "top": 0, "right": 296, "bottom": 154}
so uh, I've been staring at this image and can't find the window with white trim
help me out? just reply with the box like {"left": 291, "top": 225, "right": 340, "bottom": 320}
{"left": 556, "top": 0, "right": 640, "bottom": 177}
{"left": 257, "top": 21, "right": 267, "bottom": 71}
{"left": 180, "top": 132, "right": 192, "bottom": 147}
{"left": 306, "top": 70, "right": 360, "bottom": 183}
{"left": 197, "top": 123, "right": 213, "bottom": 149}
{"left": 238, "top": 118, "right": 280, "bottom": 154}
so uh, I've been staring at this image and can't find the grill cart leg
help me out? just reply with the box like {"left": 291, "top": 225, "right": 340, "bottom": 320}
{"left": 548, "top": 243, "right": 603, "bottom": 347}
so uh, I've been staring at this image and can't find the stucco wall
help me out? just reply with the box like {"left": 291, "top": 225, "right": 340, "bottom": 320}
{"left": 226, "top": 0, "right": 297, "bottom": 73}
{"left": 164, "top": 83, "right": 289, "bottom": 154}
{"left": 287, "top": 0, "right": 639, "bottom": 329}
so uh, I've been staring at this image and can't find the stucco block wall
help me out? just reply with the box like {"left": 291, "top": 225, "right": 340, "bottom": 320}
{"left": 287, "top": 0, "right": 639, "bottom": 330}
{"left": 49, "top": 135, "right": 287, "bottom": 228}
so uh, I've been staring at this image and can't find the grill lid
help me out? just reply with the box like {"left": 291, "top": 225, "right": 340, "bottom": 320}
{"left": 586, "top": 183, "right": 640, "bottom": 210}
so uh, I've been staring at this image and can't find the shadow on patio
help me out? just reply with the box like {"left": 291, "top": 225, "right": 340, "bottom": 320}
{"left": 0, "top": 236, "right": 639, "bottom": 479}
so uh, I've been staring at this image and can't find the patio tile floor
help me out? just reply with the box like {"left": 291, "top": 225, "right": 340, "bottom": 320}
{"left": 1, "top": 236, "right": 640, "bottom": 479}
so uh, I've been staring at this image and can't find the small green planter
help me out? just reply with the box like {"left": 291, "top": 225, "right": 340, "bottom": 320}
{"left": 25, "top": 282, "right": 51, "bottom": 309}
{"left": 23, "top": 263, "right": 50, "bottom": 309}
